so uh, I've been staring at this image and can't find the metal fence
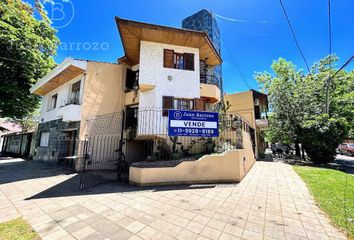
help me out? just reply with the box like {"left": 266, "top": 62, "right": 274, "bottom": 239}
{"left": 51, "top": 109, "right": 255, "bottom": 190}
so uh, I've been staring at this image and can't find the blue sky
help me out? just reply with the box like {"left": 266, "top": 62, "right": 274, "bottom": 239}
{"left": 39, "top": 0, "right": 354, "bottom": 93}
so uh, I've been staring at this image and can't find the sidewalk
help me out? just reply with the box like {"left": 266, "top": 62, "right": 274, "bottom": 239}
{"left": 0, "top": 158, "right": 347, "bottom": 240}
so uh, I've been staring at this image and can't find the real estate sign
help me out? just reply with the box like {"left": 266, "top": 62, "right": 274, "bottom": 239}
{"left": 168, "top": 110, "right": 219, "bottom": 137}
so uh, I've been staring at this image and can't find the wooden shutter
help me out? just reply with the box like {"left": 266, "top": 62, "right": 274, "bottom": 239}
{"left": 194, "top": 98, "right": 205, "bottom": 111}
{"left": 184, "top": 53, "right": 195, "bottom": 71}
{"left": 162, "top": 96, "right": 174, "bottom": 116}
{"left": 164, "top": 49, "right": 174, "bottom": 68}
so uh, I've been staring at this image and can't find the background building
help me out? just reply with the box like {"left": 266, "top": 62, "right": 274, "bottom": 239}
{"left": 224, "top": 90, "right": 269, "bottom": 157}
{"left": 182, "top": 9, "right": 223, "bottom": 95}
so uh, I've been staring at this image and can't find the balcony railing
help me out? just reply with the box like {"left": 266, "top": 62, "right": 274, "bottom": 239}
{"left": 200, "top": 74, "right": 221, "bottom": 88}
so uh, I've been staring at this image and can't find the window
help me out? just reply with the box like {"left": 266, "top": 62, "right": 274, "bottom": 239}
{"left": 39, "top": 132, "right": 50, "bottom": 147}
{"left": 162, "top": 96, "right": 197, "bottom": 116}
{"left": 48, "top": 94, "right": 57, "bottom": 111}
{"left": 163, "top": 49, "right": 194, "bottom": 71}
{"left": 175, "top": 53, "right": 184, "bottom": 69}
{"left": 174, "top": 99, "right": 194, "bottom": 110}
{"left": 69, "top": 81, "right": 81, "bottom": 104}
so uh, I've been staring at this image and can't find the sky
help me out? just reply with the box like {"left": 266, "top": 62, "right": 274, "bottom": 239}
{"left": 36, "top": 0, "right": 354, "bottom": 93}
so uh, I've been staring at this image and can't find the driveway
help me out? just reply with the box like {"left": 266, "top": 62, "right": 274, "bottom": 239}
{"left": 0, "top": 157, "right": 347, "bottom": 240}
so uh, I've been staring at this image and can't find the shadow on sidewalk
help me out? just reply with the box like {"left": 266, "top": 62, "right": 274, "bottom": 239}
{"left": 0, "top": 156, "right": 234, "bottom": 200}
{"left": 25, "top": 175, "right": 223, "bottom": 200}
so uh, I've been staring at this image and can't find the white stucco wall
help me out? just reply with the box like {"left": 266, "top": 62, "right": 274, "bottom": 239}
{"left": 39, "top": 74, "right": 84, "bottom": 123}
{"left": 137, "top": 41, "right": 200, "bottom": 135}
{"left": 139, "top": 41, "right": 200, "bottom": 109}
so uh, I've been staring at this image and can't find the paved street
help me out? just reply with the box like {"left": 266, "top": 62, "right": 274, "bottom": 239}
{"left": 0, "top": 158, "right": 347, "bottom": 240}
{"left": 336, "top": 154, "right": 354, "bottom": 163}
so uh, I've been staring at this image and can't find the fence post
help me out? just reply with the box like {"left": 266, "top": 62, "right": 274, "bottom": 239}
{"left": 117, "top": 110, "right": 126, "bottom": 181}
{"left": 79, "top": 138, "right": 88, "bottom": 190}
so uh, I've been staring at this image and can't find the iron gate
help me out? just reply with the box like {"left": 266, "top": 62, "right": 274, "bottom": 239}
{"left": 77, "top": 111, "right": 127, "bottom": 190}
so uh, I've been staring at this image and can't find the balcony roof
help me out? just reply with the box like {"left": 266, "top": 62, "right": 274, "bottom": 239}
{"left": 30, "top": 58, "right": 87, "bottom": 96}
{"left": 115, "top": 17, "right": 222, "bottom": 66}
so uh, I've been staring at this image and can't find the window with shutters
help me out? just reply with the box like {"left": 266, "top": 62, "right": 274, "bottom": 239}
{"left": 163, "top": 49, "right": 194, "bottom": 71}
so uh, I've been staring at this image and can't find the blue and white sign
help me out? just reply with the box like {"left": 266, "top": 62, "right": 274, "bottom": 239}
{"left": 168, "top": 110, "right": 219, "bottom": 137}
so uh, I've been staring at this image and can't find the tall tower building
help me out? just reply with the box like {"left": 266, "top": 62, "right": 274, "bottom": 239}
{"left": 182, "top": 9, "right": 223, "bottom": 95}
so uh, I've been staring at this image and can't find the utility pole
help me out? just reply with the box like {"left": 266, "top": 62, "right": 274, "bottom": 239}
{"left": 324, "top": 75, "right": 331, "bottom": 114}
{"left": 324, "top": 55, "right": 354, "bottom": 115}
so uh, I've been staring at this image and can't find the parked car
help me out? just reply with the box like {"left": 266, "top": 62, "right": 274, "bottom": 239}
{"left": 338, "top": 143, "right": 354, "bottom": 156}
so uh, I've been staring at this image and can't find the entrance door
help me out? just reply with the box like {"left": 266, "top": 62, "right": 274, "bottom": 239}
{"left": 65, "top": 130, "right": 77, "bottom": 156}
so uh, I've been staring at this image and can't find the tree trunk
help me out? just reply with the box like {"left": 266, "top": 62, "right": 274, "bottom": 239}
{"left": 295, "top": 139, "right": 301, "bottom": 157}
{"left": 301, "top": 145, "right": 305, "bottom": 160}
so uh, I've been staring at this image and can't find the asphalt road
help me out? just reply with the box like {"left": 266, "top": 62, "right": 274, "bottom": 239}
{"left": 336, "top": 154, "right": 354, "bottom": 163}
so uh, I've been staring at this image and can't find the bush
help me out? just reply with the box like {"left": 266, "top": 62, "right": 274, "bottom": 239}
{"left": 301, "top": 115, "right": 349, "bottom": 163}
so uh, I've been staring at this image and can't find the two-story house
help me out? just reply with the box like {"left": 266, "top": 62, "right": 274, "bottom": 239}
{"left": 30, "top": 59, "right": 125, "bottom": 161}
{"left": 224, "top": 89, "right": 269, "bottom": 157}
{"left": 30, "top": 16, "right": 222, "bottom": 166}
{"left": 116, "top": 17, "right": 222, "bottom": 138}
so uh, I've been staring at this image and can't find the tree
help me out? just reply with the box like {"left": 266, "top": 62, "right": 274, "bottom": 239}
{"left": 255, "top": 58, "right": 306, "bottom": 156}
{"left": 301, "top": 115, "right": 349, "bottom": 163}
{"left": 0, "top": 0, "right": 59, "bottom": 119}
{"left": 11, "top": 108, "right": 40, "bottom": 133}
{"left": 256, "top": 55, "right": 353, "bottom": 162}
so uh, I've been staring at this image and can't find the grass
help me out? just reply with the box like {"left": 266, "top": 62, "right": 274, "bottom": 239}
{"left": 293, "top": 165, "right": 354, "bottom": 239}
{"left": 0, "top": 218, "right": 40, "bottom": 240}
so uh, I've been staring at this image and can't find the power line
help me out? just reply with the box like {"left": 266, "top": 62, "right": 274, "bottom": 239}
{"left": 324, "top": 55, "right": 354, "bottom": 114}
{"left": 221, "top": 37, "right": 251, "bottom": 90}
{"left": 331, "top": 55, "right": 354, "bottom": 78}
{"left": 209, "top": 11, "right": 252, "bottom": 90}
{"left": 328, "top": 0, "right": 332, "bottom": 55}
{"left": 278, "top": 0, "right": 311, "bottom": 72}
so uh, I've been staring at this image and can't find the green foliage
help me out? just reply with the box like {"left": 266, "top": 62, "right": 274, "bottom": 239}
{"left": 0, "top": 0, "right": 59, "bottom": 119}
{"left": 256, "top": 55, "right": 353, "bottom": 162}
{"left": 301, "top": 115, "right": 349, "bottom": 163}
{"left": 294, "top": 166, "right": 354, "bottom": 238}
{"left": 10, "top": 107, "right": 39, "bottom": 133}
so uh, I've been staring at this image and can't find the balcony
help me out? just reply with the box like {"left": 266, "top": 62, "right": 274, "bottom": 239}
{"left": 56, "top": 104, "right": 81, "bottom": 122}
{"left": 200, "top": 74, "right": 221, "bottom": 102}
{"left": 200, "top": 74, "right": 220, "bottom": 87}
{"left": 200, "top": 83, "right": 220, "bottom": 103}
{"left": 255, "top": 118, "right": 269, "bottom": 130}
{"left": 58, "top": 98, "right": 81, "bottom": 122}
